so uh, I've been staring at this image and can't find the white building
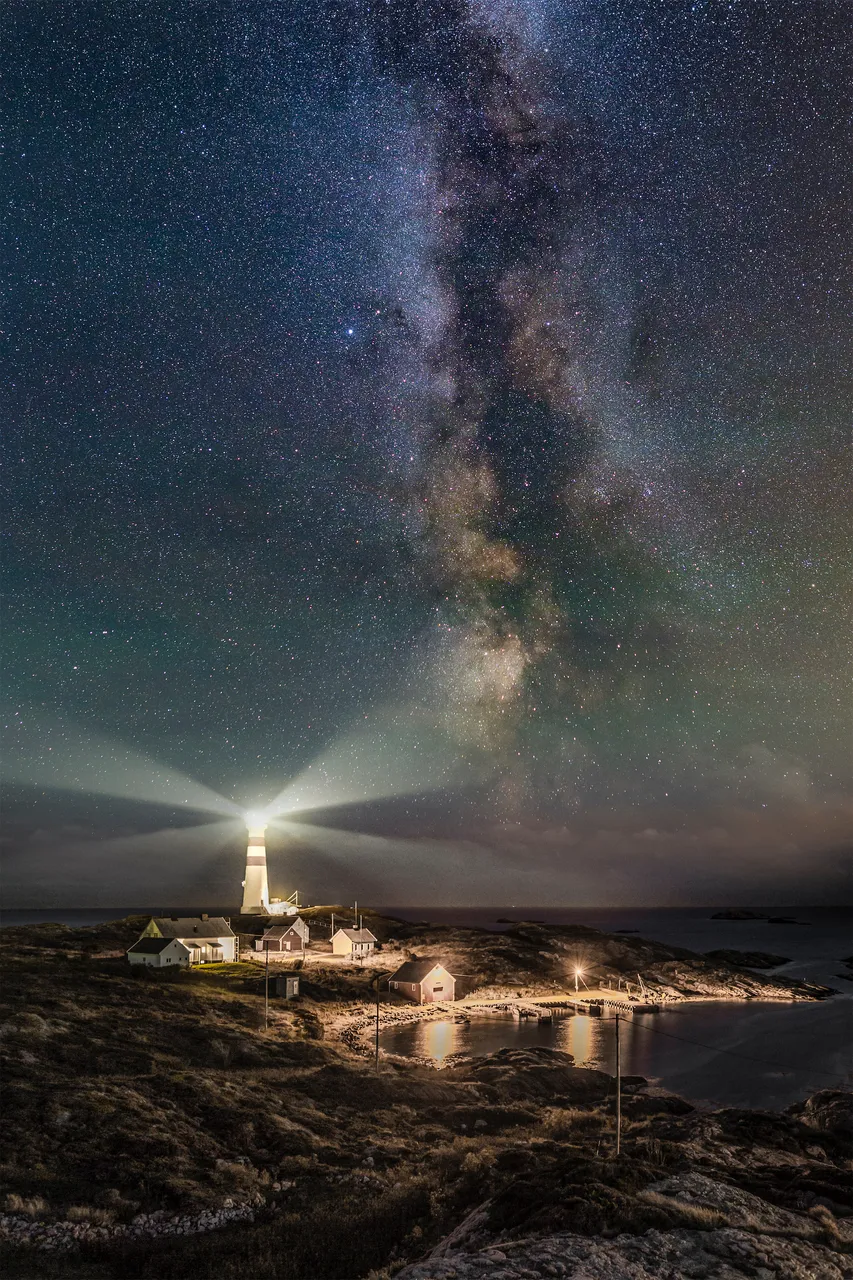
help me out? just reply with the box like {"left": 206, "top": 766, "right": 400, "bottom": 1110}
{"left": 331, "top": 926, "right": 377, "bottom": 958}
{"left": 127, "top": 937, "right": 192, "bottom": 968}
{"left": 142, "top": 915, "right": 237, "bottom": 963}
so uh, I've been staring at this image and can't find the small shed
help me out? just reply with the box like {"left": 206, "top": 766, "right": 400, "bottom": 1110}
{"left": 255, "top": 921, "right": 308, "bottom": 953}
{"left": 331, "top": 926, "right": 377, "bottom": 958}
{"left": 273, "top": 974, "right": 301, "bottom": 999}
{"left": 389, "top": 960, "right": 456, "bottom": 1004}
{"left": 127, "top": 937, "right": 192, "bottom": 969}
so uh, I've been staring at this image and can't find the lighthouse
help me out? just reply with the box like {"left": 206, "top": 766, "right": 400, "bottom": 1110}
{"left": 241, "top": 813, "right": 269, "bottom": 915}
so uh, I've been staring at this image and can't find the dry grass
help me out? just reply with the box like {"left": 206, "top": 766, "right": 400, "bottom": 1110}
{"left": 3, "top": 1195, "right": 49, "bottom": 1218}
{"left": 65, "top": 1206, "right": 115, "bottom": 1227}
{"left": 637, "top": 1190, "right": 727, "bottom": 1229}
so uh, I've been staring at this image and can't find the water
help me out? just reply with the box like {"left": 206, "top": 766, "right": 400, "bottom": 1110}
{"left": 381, "top": 1000, "right": 852, "bottom": 1110}
{"left": 381, "top": 906, "right": 853, "bottom": 1109}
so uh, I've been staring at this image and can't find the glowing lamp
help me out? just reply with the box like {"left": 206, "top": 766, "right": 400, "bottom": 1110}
{"left": 244, "top": 810, "right": 268, "bottom": 834}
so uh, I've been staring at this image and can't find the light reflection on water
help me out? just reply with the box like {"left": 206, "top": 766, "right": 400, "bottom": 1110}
{"left": 394, "top": 1012, "right": 608, "bottom": 1069}
{"left": 380, "top": 999, "right": 853, "bottom": 1109}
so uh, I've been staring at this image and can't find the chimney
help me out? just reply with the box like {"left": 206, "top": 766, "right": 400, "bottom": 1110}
{"left": 201, "top": 913, "right": 209, "bottom": 921}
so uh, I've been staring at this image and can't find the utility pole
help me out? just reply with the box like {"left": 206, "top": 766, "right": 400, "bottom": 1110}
{"left": 615, "top": 1013, "right": 622, "bottom": 1157}
{"left": 374, "top": 974, "right": 382, "bottom": 1072}
{"left": 264, "top": 943, "right": 270, "bottom": 1030}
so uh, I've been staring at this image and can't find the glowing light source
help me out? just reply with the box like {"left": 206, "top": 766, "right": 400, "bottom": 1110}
{"left": 243, "top": 809, "right": 268, "bottom": 832}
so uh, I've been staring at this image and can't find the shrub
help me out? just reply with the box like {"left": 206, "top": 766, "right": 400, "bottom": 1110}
{"left": 3, "top": 1194, "right": 49, "bottom": 1218}
{"left": 66, "top": 1206, "right": 115, "bottom": 1226}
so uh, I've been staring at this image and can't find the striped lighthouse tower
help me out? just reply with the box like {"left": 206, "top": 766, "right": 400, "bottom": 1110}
{"left": 241, "top": 815, "right": 269, "bottom": 915}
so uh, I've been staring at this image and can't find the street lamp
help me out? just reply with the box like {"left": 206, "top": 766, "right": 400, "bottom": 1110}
{"left": 574, "top": 966, "right": 583, "bottom": 993}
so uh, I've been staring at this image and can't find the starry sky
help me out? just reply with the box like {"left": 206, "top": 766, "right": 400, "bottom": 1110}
{"left": 3, "top": 0, "right": 851, "bottom": 908}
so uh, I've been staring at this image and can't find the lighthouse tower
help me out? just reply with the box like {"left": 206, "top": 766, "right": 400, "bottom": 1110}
{"left": 241, "top": 814, "right": 269, "bottom": 915}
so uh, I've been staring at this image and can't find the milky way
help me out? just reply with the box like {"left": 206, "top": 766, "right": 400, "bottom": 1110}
{"left": 2, "top": 0, "right": 851, "bottom": 904}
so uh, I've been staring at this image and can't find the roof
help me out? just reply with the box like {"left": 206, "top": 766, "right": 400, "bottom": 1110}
{"left": 152, "top": 916, "right": 235, "bottom": 939}
{"left": 335, "top": 927, "right": 377, "bottom": 943}
{"left": 127, "top": 937, "right": 184, "bottom": 955}
{"left": 390, "top": 960, "right": 454, "bottom": 984}
{"left": 262, "top": 924, "right": 302, "bottom": 939}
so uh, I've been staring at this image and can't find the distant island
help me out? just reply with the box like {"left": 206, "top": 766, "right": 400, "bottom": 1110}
{"left": 710, "top": 910, "right": 767, "bottom": 920}
{"left": 704, "top": 950, "right": 789, "bottom": 970}
{"left": 710, "top": 911, "right": 808, "bottom": 925}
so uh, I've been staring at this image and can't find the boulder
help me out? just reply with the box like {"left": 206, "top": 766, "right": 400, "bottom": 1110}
{"left": 788, "top": 1089, "right": 853, "bottom": 1138}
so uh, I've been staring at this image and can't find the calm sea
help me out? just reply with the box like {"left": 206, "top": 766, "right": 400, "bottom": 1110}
{"left": 381, "top": 906, "right": 853, "bottom": 1110}
{"left": 4, "top": 904, "right": 850, "bottom": 1109}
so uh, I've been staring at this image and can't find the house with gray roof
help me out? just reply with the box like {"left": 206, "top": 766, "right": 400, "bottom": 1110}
{"left": 141, "top": 915, "right": 237, "bottom": 963}
{"left": 388, "top": 960, "right": 457, "bottom": 1004}
{"left": 331, "top": 926, "right": 376, "bottom": 958}
{"left": 126, "top": 936, "right": 192, "bottom": 969}
{"left": 255, "top": 919, "right": 309, "bottom": 953}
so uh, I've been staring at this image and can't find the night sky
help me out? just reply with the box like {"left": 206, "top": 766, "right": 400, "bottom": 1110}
{"left": 3, "top": 1, "right": 851, "bottom": 908}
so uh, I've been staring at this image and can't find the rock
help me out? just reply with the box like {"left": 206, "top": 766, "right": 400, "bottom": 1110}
{"left": 393, "top": 1224, "right": 851, "bottom": 1279}
{"left": 788, "top": 1090, "right": 853, "bottom": 1138}
{"left": 448, "top": 1048, "right": 611, "bottom": 1105}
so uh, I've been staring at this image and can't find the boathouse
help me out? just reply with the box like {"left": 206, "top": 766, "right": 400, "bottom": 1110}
{"left": 388, "top": 960, "right": 456, "bottom": 1004}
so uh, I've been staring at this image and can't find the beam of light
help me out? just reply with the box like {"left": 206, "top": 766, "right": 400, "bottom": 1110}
{"left": 3, "top": 819, "right": 243, "bottom": 909}
{"left": 3, "top": 710, "right": 239, "bottom": 818}
{"left": 273, "top": 818, "right": 435, "bottom": 861}
{"left": 267, "top": 818, "right": 507, "bottom": 905}
{"left": 263, "top": 706, "right": 490, "bottom": 819}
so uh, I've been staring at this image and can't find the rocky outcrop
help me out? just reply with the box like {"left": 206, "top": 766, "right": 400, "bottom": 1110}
{"left": 788, "top": 1089, "right": 853, "bottom": 1138}
{"left": 395, "top": 1172, "right": 852, "bottom": 1279}
{"left": 394, "top": 1224, "right": 851, "bottom": 1279}
{"left": 447, "top": 1046, "right": 612, "bottom": 1105}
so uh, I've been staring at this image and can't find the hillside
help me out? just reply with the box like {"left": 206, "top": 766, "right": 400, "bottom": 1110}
{"left": 0, "top": 914, "right": 848, "bottom": 1279}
